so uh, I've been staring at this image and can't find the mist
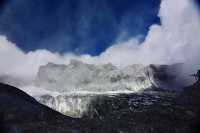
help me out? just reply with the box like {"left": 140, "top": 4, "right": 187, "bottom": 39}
{"left": 0, "top": 0, "right": 200, "bottom": 88}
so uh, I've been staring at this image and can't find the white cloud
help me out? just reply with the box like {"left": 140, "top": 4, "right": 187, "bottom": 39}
{"left": 0, "top": 0, "right": 200, "bottom": 86}
{"left": 100, "top": 0, "right": 200, "bottom": 66}
{"left": 0, "top": 37, "right": 64, "bottom": 79}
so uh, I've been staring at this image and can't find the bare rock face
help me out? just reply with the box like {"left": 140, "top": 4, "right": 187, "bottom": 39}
{"left": 81, "top": 91, "right": 199, "bottom": 133}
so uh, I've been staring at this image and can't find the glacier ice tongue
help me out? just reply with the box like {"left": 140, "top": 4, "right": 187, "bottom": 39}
{"left": 35, "top": 94, "right": 93, "bottom": 118}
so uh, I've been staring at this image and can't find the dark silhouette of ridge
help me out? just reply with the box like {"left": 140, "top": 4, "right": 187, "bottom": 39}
{"left": 0, "top": 82, "right": 81, "bottom": 133}
{"left": 0, "top": 80, "right": 200, "bottom": 133}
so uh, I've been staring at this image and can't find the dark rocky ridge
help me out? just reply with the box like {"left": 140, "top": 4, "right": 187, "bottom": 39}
{"left": 0, "top": 81, "right": 200, "bottom": 133}
{"left": 0, "top": 83, "right": 81, "bottom": 133}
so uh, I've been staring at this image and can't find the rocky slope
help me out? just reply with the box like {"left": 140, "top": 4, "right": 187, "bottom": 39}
{"left": 0, "top": 80, "right": 200, "bottom": 133}
{"left": 82, "top": 90, "right": 199, "bottom": 133}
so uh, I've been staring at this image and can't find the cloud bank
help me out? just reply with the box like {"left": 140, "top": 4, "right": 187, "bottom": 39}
{"left": 0, "top": 0, "right": 200, "bottom": 87}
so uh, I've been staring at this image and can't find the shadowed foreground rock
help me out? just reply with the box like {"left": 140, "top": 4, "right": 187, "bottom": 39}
{"left": 0, "top": 82, "right": 200, "bottom": 133}
{"left": 0, "top": 83, "right": 81, "bottom": 133}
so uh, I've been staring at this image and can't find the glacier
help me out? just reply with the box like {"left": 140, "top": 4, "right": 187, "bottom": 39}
{"left": 21, "top": 60, "right": 184, "bottom": 118}
{"left": 35, "top": 59, "right": 182, "bottom": 93}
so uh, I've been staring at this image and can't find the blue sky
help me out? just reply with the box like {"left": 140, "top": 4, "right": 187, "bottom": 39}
{"left": 0, "top": 0, "right": 200, "bottom": 56}
{"left": 0, "top": 0, "right": 161, "bottom": 55}
{"left": 0, "top": 0, "right": 200, "bottom": 83}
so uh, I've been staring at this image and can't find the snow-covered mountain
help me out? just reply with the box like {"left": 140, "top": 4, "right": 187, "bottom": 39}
{"left": 35, "top": 59, "right": 182, "bottom": 93}
{"left": 29, "top": 60, "right": 184, "bottom": 117}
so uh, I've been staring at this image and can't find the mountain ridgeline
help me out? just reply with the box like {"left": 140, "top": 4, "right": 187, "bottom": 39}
{"left": 33, "top": 60, "right": 186, "bottom": 117}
